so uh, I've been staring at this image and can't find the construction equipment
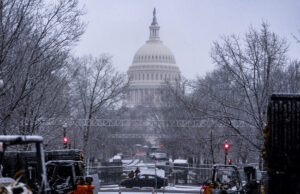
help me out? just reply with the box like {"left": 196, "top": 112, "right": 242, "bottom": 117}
{"left": 0, "top": 136, "right": 94, "bottom": 194}
{"left": 45, "top": 149, "right": 94, "bottom": 194}
{"left": 202, "top": 164, "right": 242, "bottom": 194}
{"left": 0, "top": 135, "right": 51, "bottom": 194}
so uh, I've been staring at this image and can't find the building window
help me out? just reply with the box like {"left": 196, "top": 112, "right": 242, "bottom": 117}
{"left": 147, "top": 74, "right": 149, "bottom": 80}
{"left": 156, "top": 74, "right": 158, "bottom": 80}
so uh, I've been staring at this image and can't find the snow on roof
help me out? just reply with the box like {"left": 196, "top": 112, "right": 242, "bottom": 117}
{"left": 113, "top": 155, "right": 121, "bottom": 160}
{"left": 173, "top": 159, "right": 188, "bottom": 164}
{"left": 0, "top": 135, "right": 43, "bottom": 142}
{"left": 121, "top": 159, "right": 132, "bottom": 165}
{"left": 0, "top": 177, "right": 15, "bottom": 183}
{"left": 140, "top": 168, "right": 165, "bottom": 178}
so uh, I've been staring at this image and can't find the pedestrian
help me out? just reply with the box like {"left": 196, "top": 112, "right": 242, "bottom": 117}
{"left": 128, "top": 170, "right": 134, "bottom": 178}
{"left": 135, "top": 167, "right": 140, "bottom": 178}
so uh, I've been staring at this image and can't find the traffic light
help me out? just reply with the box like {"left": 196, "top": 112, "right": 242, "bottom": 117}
{"left": 63, "top": 123, "right": 68, "bottom": 149}
{"left": 224, "top": 141, "right": 230, "bottom": 165}
{"left": 63, "top": 137, "right": 68, "bottom": 148}
{"left": 224, "top": 143, "right": 230, "bottom": 150}
{"left": 228, "top": 159, "right": 232, "bottom": 165}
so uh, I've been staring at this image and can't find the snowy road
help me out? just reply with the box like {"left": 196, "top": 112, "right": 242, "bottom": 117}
{"left": 99, "top": 192, "right": 200, "bottom": 194}
{"left": 99, "top": 185, "right": 202, "bottom": 193}
{"left": 98, "top": 156, "right": 203, "bottom": 193}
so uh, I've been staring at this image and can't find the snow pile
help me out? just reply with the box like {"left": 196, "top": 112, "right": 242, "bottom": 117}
{"left": 173, "top": 159, "right": 188, "bottom": 164}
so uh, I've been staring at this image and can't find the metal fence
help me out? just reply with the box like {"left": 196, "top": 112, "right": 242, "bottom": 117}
{"left": 88, "top": 163, "right": 214, "bottom": 186}
{"left": 87, "top": 162, "right": 267, "bottom": 193}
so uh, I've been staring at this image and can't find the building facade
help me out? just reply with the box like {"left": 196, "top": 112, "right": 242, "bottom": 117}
{"left": 127, "top": 9, "right": 181, "bottom": 107}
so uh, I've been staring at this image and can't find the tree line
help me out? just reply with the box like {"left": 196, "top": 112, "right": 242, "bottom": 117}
{"left": 0, "top": 1, "right": 298, "bottom": 164}
{"left": 0, "top": 0, "right": 128, "bottom": 157}
{"left": 159, "top": 23, "right": 299, "bottom": 165}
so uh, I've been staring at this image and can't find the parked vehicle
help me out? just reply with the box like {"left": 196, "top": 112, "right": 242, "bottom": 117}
{"left": 241, "top": 166, "right": 261, "bottom": 194}
{"left": 263, "top": 94, "right": 300, "bottom": 194}
{"left": 120, "top": 174, "right": 168, "bottom": 189}
{"left": 202, "top": 165, "right": 242, "bottom": 194}
{"left": 0, "top": 136, "right": 94, "bottom": 194}
{"left": 45, "top": 149, "right": 94, "bottom": 194}
{"left": 172, "top": 159, "right": 188, "bottom": 184}
{"left": 0, "top": 135, "right": 51, "bottom": 194}
{"left": 153, "top": 152, "right": 167, "bottom": 160}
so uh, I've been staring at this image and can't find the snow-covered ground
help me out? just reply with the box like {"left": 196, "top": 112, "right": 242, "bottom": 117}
{"left": 99, "top": 185, "right": 202, "bottom": 193}
{"left": 123, "top": 159, "right": 165, "bottom": 177}
{"left": 99, "top": 157, "right": 202, "bottom": 193}
{"left": 99, "top": 192, "right": 199, "bottom": 194}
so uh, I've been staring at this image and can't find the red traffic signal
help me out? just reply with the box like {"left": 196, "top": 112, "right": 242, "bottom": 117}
{"left": 224, "top": 143, "right": 230, "bottom": 150}
{"left": 228, "top": 159, "right": 232, "bottom": 165}
{"left": 63, "top": 137, "right": 68, "bottom": 143}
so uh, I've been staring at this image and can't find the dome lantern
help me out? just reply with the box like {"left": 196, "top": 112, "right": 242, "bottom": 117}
{"left": 149, "top": 8, "right": 160, "bottom": 41}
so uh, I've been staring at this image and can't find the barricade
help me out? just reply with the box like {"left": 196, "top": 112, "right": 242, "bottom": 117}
{"left": 88, "top": 163, "right": 214, "bottom": 188}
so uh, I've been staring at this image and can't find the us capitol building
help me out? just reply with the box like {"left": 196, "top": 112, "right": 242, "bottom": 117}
{"left": 126, "top": 9, "right": 181, "bottom": 107}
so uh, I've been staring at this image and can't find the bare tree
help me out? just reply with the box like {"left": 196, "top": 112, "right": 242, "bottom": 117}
{"left": 292, "top": 30, "right": 300, "bottom": 43}
{"left": 0, "top": 0, "right": 85, "bottom": 134}
{"left": 158, "top": 23, "right": 291, "bottom": 164}
{"left": 71, "top": 55, "right": 128, "bottom": 158}
{"left": 205, "top": 23, "right": 288, "bottom": 151}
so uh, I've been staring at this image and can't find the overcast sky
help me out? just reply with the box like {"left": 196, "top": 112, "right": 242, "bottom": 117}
{"left": 73, "top": 0, "right": 299, "bottom": 79}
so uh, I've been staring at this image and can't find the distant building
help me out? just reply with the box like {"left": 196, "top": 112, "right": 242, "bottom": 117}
{"left": 126, "top": 8, "right": 181, "bottom": 107}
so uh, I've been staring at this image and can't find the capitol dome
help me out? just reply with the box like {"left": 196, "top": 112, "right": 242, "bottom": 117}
{"left": 132, "top": 41, "right": 176, "bottom": 65}
{"left": 126, "top": 9, "right": 181, "bottom": 107}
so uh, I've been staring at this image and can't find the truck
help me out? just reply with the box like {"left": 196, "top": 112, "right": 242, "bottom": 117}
{"left": 263, "top": 94, "right": 300, "bottom": 193}
{"left": 202, "top": 164, "right": 243, "bottom": 194}
{"left": 0, "top": 135, "right": 51, "bottom": 193}
{"left": 172, "top": 159, "right": 189, "bottom": 184}
{"left": 0, "top": 135, "right": 94, "bottom": 194}
{"left": 45, "top": 149, "right": 94, "bottom": 194}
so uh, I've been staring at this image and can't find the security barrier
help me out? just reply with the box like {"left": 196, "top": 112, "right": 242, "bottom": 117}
{"left": 88, "top": 163, "right": 214, "bottom": 187}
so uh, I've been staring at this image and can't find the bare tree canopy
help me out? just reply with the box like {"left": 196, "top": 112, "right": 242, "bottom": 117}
{"left": 70, "top": 55, "right": 128, "bottom": 158}
{"left": 158, "top": 23, "right": 299, "bottom": 164}
{"left": 0, "top": 0, "right": 85, "bottom": 135}
{"left": 208, "top": 23, "right": 288, "bottom": 150}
